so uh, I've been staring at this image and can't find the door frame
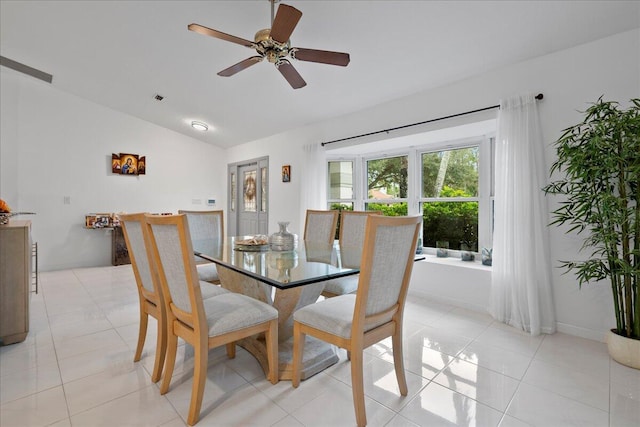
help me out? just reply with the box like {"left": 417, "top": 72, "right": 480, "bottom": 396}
{"left": 227, "top": 156, "right": 269, "bottom": 236}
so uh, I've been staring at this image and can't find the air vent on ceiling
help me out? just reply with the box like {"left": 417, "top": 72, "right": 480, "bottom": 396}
{"left": 0, "top": 56, "right": 53, "bottom": 83}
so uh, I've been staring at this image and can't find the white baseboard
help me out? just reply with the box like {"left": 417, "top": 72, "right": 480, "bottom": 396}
{"left": 555, "top": 322, "right": 607, "bottom": 343}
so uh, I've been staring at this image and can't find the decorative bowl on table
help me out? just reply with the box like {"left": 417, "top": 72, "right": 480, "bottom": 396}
{"left": 234, "top": 235, "right": 270, "bottom": 251}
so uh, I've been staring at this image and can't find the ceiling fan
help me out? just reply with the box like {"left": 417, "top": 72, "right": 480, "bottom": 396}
{"left": 188, "top": 0, "right": 350, "bottom": 89}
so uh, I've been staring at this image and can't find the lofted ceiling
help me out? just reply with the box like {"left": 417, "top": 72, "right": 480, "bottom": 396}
{"left": 1, "top": 1, "right": 639, "bottom": 149}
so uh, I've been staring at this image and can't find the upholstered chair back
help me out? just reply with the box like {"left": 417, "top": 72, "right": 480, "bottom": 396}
{"left": 303, "top": 209, "right": 339, "bottom": 244}
{"left": 338, "top": 211, "right": 383, "bottom": 268}
{"left": 356, "top": 215, "right": 421, "bottom": 327}
{"left": 145, "top": 214, "right": 202, "bottom": 317}
{"left": 120, "top": 213, "right": 156, "bottom": 295}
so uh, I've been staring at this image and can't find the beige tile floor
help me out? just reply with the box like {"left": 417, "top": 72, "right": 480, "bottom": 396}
{"left": 1, "top": 265, "right": 638, "bottom": 426}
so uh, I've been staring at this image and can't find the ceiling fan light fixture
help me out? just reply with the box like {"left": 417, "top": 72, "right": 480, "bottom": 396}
{"left": 191, "top": 121, "right": 209, "bottom": 131}
{"left": 188, "top": 1, "right": 349, "bottom": 89}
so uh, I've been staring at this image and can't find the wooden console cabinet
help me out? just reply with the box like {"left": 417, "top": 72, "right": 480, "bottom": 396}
{"left": 0, "top": 220, "right": 32, "bottom": 345}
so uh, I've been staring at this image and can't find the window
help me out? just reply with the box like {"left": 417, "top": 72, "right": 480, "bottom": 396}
{"left": 261, "top": 167, "right": 268, "bottom": 212}
{"left": 328, "top": 160, "right": 355, "bottom": 211}
{"left": 230, "top": 172, "right": 236, "bottom": 212}
{"left": 365, "top": 156, "right": 409, "bottom": 216}
{"left": 420, "top": 146, "right": 478, "bottom": 250}
{"left": 327, "top": 131, "right": 494, "bottom": 254}
{"left": 243, "top": 170, "right": 257, "bottom": 212}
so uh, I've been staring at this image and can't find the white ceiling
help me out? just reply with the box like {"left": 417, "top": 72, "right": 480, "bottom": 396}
{"left": 2, "top": 1, "right": 638, "bottom": 149}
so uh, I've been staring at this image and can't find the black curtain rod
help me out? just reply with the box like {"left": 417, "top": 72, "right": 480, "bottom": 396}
{"left": 321, "top": 93, "right": 544, "bottom": 147}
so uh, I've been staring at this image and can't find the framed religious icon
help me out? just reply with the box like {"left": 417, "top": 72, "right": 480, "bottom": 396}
{"left": 282, "top": 165, "right": 291, "bottom": 182}
{"left": 111, "top": 153, "right": 145, "bottom": 175}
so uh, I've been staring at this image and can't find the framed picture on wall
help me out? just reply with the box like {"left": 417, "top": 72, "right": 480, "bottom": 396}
{"left": 111, "top": 154, "right": 121, "bottom": 173}
{"left": 112, "top": 153, "right": 145, "bottom": 175}
{"left": 119, "top": 153, "right": 138, "bottom": 175}
{"left": 138, "top": 156, "right": 146, "bottom": 175}
{"left": 282, "top": 165, "right": 291, "bottom": 182}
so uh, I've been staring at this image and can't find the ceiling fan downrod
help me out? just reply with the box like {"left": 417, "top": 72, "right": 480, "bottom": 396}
{"left": 270, "top": 0, "right": 277, "bottom": 27}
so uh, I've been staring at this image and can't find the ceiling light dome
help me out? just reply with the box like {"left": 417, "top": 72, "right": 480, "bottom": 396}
{"left": 191, "top": 121, "right": 208, "bottom": 131}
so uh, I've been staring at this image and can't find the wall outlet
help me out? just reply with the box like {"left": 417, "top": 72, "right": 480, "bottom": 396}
{"left": 192, "top": 198, "right": 202, "bottom": 205}
{"left": 63, "top": 196, "right": 71, "bottom": 205}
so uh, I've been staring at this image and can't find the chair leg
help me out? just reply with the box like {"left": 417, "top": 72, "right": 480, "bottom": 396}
{"left": 226, "top": 342, "right": 236, "bottom": 359}
{"left": 151, "top": 314, "right": 167, "bottom": 383}
{"left": 134, "top": 309, "right": 148, "bottom": 362}
{"left": 350, "top": 350, "right": 367, "bottom": 427}
{"left": 187, "top": 340, "right": 208, "bottom": 426}
{"left": 160, "top": 329, "right": 178, "bottom": 395}
{"left": 291, "top": 322, "right": 305, "bottom": 388}
{"left": 266, "top": 319, "right": 279, "bottom": 384}
{"left": 392, "top": 325, "right": 408, "bottom": 396}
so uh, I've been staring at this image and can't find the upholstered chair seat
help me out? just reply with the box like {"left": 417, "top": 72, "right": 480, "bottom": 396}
{"left": 196, "top": 264, "right": 220, "bottom": 285}
{"left": 321, "top": 275, "right": 359, "bottom": 297}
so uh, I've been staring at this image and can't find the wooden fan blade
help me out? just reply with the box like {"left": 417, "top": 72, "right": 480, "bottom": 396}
{"left": 277, "top": 60, "right": 306, "bottom": 89}
{"left": 293, "top": 48, "right": 350, "bottom": 66}
{"left": 270, "top": 4, "right": 302, "bottom": 44}
{"left": 217, "top": 56, "right": 263, "bottom": 77}
{"left": 188, "top": 23, "right": 254, "bottom": 48}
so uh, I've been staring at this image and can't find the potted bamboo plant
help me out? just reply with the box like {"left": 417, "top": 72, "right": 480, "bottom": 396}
{"left": 544, "top": 97, "right": 639, "bottom": 369}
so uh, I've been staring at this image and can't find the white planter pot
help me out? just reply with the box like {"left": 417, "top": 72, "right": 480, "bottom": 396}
{"left": 607, "top": 329, "right": 640, "bottom": 370}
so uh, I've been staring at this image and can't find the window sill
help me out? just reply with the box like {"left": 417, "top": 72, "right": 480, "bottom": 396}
{"left": 416, "top": 253, "right": 492, "bottom": 271}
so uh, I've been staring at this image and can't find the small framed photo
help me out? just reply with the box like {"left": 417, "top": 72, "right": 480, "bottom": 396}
{"left": 85, "top": 215, "right": 97, "bottom": 228}
{"left": 94, "top": 214, "right": 111, "bottom": 228}
{"left": 282, "top": 165, "right": 291, "bottom": 183}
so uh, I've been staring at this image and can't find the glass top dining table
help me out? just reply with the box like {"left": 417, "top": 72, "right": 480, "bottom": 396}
{"left": 192, "top": 235, "right": 425, "bottom": 381}
{"left": 193, "top": 236, "right": 362, "bottom": 290}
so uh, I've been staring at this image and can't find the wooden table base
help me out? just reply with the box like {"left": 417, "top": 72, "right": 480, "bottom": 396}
{"left": 236, "top": 335, "right": 339, "bottom": 380}
{"left": 216, "top": 265, "right": 339, "bottom": 380}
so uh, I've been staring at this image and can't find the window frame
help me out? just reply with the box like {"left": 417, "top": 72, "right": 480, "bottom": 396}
{"left": 327, "top": 133, "right": 495, "bottom": 255}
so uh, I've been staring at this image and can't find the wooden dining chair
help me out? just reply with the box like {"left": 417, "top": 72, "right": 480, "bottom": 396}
{"left": 120, "top": 213, "right": 230, "bottom": 384}
{"left": 291, "top": 215, "right": 421, "bottom": 427}
{"left": 178, "top": 210, "right": 224, "bottom": 284}
{"left": 144, "top": 214, "right": 279, "bottom": 426}
{"left": 119, "top": 213, "right": 168, "bottom": 383}
{"left": 303, "top": 209, "right": 339, "bottom": 244}
{"left": 321, "top": 210, "right": 382, "bottom": 298}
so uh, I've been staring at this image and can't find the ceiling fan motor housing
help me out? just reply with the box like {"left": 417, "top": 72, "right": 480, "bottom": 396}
{"left": 254, "top": 28, "right": 291, "bottom": 63}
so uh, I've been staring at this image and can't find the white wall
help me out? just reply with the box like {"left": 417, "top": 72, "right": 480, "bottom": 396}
{"left": 2, "top": 28, "right": 637, "bottom": 340}
{"left": 226, "top": 29, "right": 640, "bottom": 341}
{"left": 0, "top": 69, "right": 228, "bottom": 271}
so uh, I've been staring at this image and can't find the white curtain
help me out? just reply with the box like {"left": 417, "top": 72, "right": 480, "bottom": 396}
{"left": 299, "top": 143, "right": 327, "bottom": 226}
{"left": 491, "top": 93, "right": 556, "bottom": 335}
